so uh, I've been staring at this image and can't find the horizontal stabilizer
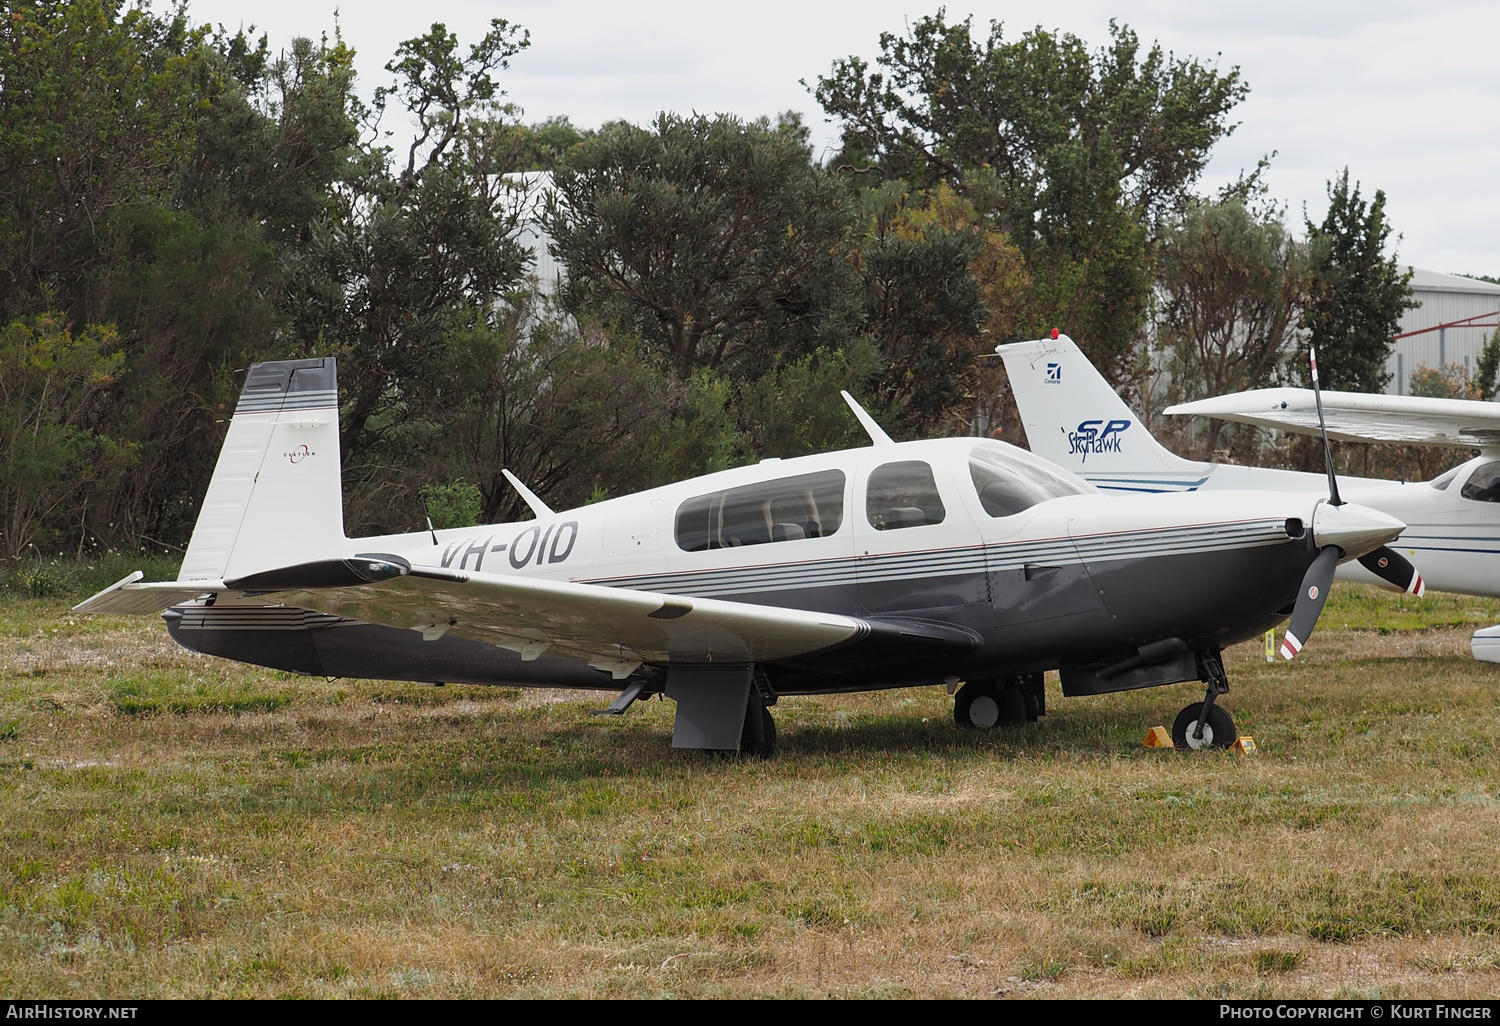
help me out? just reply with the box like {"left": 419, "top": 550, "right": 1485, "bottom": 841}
{"left": 71, "top": 572, "right": 225, "bottom": 615}
{"left": 1166, "top": 388, "right": 1500, "bottom": 450}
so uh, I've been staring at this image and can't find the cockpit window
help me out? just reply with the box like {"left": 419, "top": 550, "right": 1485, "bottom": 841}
{"left": 968, "top": 442, "right": 1093, "bottom": 518}
{"left": 676, "top": 470, "right": 845, "bottom": 551}
{"left": 1461, "top": 461, "right": 1500, "bottom": 503}
{"left": 866, "top": 461, "right": 946, "bottom": 530}
{"left": 1431, "top": 465, "right": 1464, "bottom": 491}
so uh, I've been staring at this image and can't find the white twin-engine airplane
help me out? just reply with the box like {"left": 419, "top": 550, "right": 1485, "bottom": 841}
{"left": 997, "top": 333, "right": 1500, "bottom": 660}
{"left": 76, "top": 356, "right": 1408, "bottom": 755}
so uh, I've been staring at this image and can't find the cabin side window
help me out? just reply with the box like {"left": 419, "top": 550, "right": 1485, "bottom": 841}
{"left": 674, "top": 471, "right": 846, "bottom": 551}
{"left": 865, "top": 461, "right": 946, "bottom": 530}
{"left": 1461, "top": 462, "right": 1500, "bottom": 503}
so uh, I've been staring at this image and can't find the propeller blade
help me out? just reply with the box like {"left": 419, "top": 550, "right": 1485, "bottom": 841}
{"left": 1280, "top": 545, "right": 1342, "bottom": 660}
{"left": 1357, "top": 546, "right": 1425, "bottom": 597}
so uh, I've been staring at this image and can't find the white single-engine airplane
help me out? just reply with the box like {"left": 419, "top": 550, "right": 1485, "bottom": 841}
{"left": 997, "top": 333, "right": 1500, "bottom": 659}
{"left": 76, "top": 355, "right": 1407, "bottom": 753}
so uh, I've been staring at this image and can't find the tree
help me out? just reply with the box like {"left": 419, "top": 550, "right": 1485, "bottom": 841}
{"left": 1475, "top": 329, "right": 1500, "bottom": 401}
{"left": 0, "top": 1, "right": 206, "bottom": 318}
{"left": 0, "top": 5, "right": 371, "bottom": 549}
{"left": 289, "top": 20, "right": 535, "bottom": 467}
{"left": 1301, "top": 170, "right": 1416, "bottom": 392}
{"left": 1155, "top": 196, "right": 1312, "bottom": 457}
{"left": 545, "top": 113, "right": 860, "bottom": 382}
{"left": 813, "top": 15, "right": 1247, "bottom": 387}
{"left": 857, "top": 183, "right": 994, "bottom": 434}
{"left": 0, "top": 314, "right": 131, "bottom": 562}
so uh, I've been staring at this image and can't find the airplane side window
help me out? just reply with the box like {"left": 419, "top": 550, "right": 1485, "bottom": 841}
{"left": 675, "top": 493, "right": 720, "bottom": 552}
{"left": 675, "top": 471, "right": 845, "bottom": 551}
{"left": 866, "top": 461, "right": 946, "bottom": 530}
{"left": 1461, "top": 462, "right": 1500, "bottom": 503}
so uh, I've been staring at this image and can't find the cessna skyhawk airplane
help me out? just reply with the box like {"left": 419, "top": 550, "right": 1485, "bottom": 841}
{"left": 997, "top": 334, "right": 1500, "bottom": 659}
{"left": 75, "top": 355, "right": 1408, "bottom": 754}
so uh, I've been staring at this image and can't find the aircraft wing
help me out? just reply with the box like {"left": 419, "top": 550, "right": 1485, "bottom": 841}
{"left": 272, "top": 565, "right": 855, "bottom": 677}
{"left": 203, "top": 557, "right": 977, "bottom": 680}
{"left": 1165, "top": 388, "right": 1500, "bottom": 449}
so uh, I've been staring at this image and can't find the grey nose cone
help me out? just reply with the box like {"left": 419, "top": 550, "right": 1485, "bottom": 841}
{"left": 1312, "top": 501, "right": 1406, "bottom": 560}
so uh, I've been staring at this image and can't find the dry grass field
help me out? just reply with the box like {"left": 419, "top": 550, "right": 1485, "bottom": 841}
{"left": 4, "top": 584, "right": 1500, "bottom": 998}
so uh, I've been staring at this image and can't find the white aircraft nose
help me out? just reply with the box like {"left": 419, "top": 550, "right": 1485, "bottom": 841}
{"left": 1312, "top": 501, "right": 1406, "bottom": 560}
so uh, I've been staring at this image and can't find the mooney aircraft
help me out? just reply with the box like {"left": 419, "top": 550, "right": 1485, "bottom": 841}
{"left": 997, "top": 334, "right": 1500, "bottom": 659}
{"left": 76, "top": 355, "right": 1409, "bottom": 753}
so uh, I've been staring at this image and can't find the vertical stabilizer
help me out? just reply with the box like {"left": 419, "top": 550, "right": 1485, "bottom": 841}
{"left": 996, "top": 335, "right": 1199, "bottom": 476}
{"left": 179, "top": 358, "right": 345, "bottom": 582}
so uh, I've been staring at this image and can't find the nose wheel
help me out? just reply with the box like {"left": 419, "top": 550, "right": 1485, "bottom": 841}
{"left": 1172, "top": 703, "right": 1235, "bottom": 750}
{"left": 1171, "top": 651, "right": 1235, "bottom": 750}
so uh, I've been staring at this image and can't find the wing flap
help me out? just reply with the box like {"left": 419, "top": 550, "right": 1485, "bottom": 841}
{"left": 1165, "top": 388, "right": 1500, "bottom": 449}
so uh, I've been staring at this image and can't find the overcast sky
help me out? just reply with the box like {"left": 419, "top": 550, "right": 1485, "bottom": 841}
{"left": 187, "top": 0, "right": 1500, "bottom": 276}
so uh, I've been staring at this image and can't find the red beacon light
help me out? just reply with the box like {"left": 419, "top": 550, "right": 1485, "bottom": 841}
{"left": 1050, "top": 328, "right": 1059, "bottom": 339}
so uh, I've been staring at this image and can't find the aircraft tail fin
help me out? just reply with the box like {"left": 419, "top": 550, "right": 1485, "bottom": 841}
{"left": 996, "top": 334, "right": 1199, "bottom": 476}
{"left": 179, "top": 358, "right": 345, "bottom": 583}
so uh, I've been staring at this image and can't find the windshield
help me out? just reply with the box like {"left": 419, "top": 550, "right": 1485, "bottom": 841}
{"left": 1461, "top": 461, "right": 1500, "bottom": 503}
{"left": 1430, "top": 465, "right": 1464, "bottom": 491}
{"left": 968, "top": 442, "right": 1094, "bottom": 518}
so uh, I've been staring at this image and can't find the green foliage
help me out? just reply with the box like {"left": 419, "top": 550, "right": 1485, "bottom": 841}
{"left": 0, "top": 1, "right": 207, "bottom": 316}
{"left": 0, "top": 551, "right": 181, "bottom": 600}
{"left": 377, "top": 19, "right": 530, "bottom": 181}
{"left": 1156, "top": 197, "right": 1313, "bottom": 456}
{"left": 0, "top": 315, "right": 132, "bottom": 562}
{"left": 421, "top": 482, "right": 483, "bottom": 530}
{"left": 1301, "top": 170, "right": 1416, "bottom": 392}
{"left": 512, "top": 117, "right": 592, "bottom": 170}
{"left": 547, "top": 112, "right": 860, "bottom": 382}
{"left": 292, "top": 23, "right": 535, "bottom": 476}
{"left": 0, "top": 4, "right": 367, "bottom": 551}
{"left": 1408, "top": 364, "right": 1474, "bottom": 400}
{"left": 1473, "top": 329, "right": 1500, "bottom": 401}
{"left": 858, "top": 184, "right": 986, "bottom": 434}
{"left": 814, "top": 15, "right": 1247, "bottom": 387}
{"left": 737, "top": 344, "right": 884, "bottom": 456}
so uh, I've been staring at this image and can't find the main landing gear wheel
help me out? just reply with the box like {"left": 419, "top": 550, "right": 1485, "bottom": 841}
{"left": 954, "top": 680, "right": 1027, "bottom": 730}
{"left": 739, "top": 705, "right": 776, "bottom": 758}
{"left": 1172, "top": 703, "right": 1235, "bottom": 751}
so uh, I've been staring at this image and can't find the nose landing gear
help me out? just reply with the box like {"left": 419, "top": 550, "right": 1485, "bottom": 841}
{"left": 1171, "top": 651, "right": 1235, "bottom": 750}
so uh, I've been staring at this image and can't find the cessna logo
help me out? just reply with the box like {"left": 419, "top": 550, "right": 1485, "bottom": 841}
{"left": 1045, "top": 362, "right": 1062, "bottom": 383}
{"left": 1068, "top": 419, "right": 1130, "bottom": 462}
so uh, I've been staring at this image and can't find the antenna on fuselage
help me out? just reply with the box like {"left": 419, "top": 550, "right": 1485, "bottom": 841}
{"left": 840, "top": 391, "right": 895, "bottom": 447}
{"left": 1308, "top": 346, "right": 1344, "bottom": 507}
{"left": 502, "top": 469, "right": 556, "bottom": 519}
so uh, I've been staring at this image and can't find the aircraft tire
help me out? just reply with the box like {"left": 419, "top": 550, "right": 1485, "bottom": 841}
{"left": 954, "top": 680, "right": 1027, "bottom": 730}
{"left": 740, "top": 706, "right": 776, "bottom": 758}
{"left": 1171, "top": 703, "right": 1235, "bottom": 751}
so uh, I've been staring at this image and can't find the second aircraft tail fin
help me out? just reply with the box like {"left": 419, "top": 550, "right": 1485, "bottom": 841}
{"left": 996, "top": 334, "right": 1200, "bottom": 477}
